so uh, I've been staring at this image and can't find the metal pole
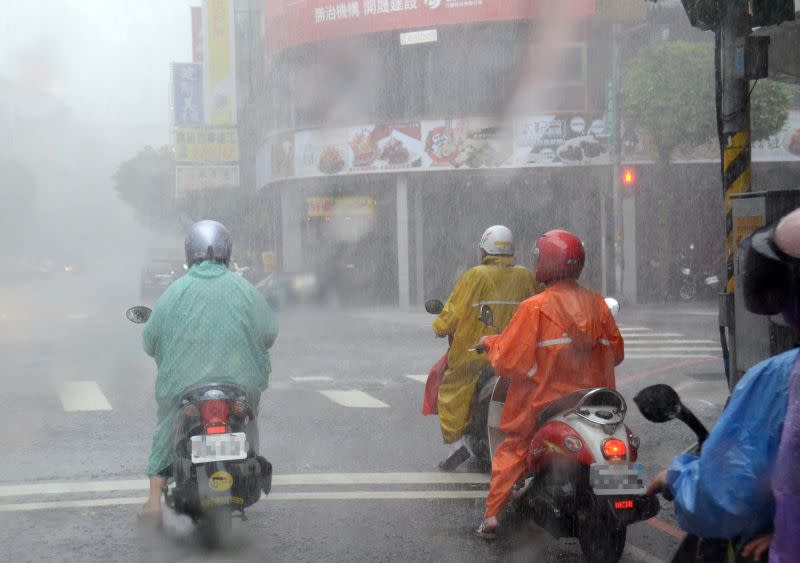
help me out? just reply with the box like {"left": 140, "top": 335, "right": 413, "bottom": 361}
{"left": 600, "top": 180, "right": 608, "bottom": 296}
{"left": 612, "top": 22, "right": 623, "bottom": 298}
{"left": 718, "top": 0, "right": 752, "bottom": 388}
{"left": 396, "top": 176, "right": 410, "bottom": 310}
{"left": 414, "top": 186, "right": 425, "bottom": 305}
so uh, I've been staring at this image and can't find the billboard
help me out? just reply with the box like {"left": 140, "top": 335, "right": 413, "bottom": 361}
{"left": 203, "top": 0, "right": 237, "bottom": 124}
{"left": 264, "top": 0, "right": 595, "bottom": 53}
{"left": 175, "top": 126, "right": 239, "bottom": 162}
{"left": 171, "top": 63, "right": 204, "bottom": 125}
{"left": 192, "top": 7, "right": 204, "bottom": 63}
{"left": 176, "top": 165, "right": 240, "bottom": 197}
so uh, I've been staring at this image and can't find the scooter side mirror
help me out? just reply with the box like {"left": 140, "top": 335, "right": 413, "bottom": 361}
{"left": 126, "top": 306, "right": 152, "bottom": 324}
{"left": 633, "top": 384, "right": 682, "bottom": 423}
{"left": 425, "top": 299, "right": 444, "bottom": 315}
{"left": 604, "top": 297, "right": 620, "bottom": 318}
{"left": 479, "top": 304, "right": 494, "bottom": 328}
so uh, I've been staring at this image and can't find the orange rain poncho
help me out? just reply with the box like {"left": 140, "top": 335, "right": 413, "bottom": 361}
{"left": 482, "top": 279, "right": 624, "bottom": 518}
{"left": 432, "top": 255, "right": 540, "bottom": 443}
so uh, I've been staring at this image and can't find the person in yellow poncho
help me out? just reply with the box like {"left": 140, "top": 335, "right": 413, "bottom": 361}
{"left": 433, "top": 225, "right": 541, "bottom": 471}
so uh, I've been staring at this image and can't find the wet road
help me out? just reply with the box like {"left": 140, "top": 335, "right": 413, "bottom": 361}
{"left": 0, "top": 273, "right": 729, "bottom": 562}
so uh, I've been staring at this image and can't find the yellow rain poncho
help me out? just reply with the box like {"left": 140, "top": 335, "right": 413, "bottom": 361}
{"left": 142, "top": 260, "right": 278, "bottom": 476}
{"left": 432, "top": 255, "right": 540, "bottom": 443}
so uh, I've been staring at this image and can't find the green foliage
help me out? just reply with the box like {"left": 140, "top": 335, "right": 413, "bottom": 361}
{"left": 113, "top": 145, "right": 177, "bottom": 231}
{"left": 623, "top": 41, "right": 790, "bottom": 160}
{"left": 750, "top": 80, "right": 791, "bottom": 143}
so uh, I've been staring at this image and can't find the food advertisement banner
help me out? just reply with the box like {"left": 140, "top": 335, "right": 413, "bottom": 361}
{"left": 263, "top": 0, "right": 595, "bottom": 53}
{"left": 176, "top": 165, "right": 240, "bottom": 197}
{"left": 295, "top": 121, "right": 423, "bottom": 177}
{"left": 175, "top": 127, "right": 239, "bottom": 162}
{"left": 171, "top": 63, "right": 204, "bottom": 126}
{"left": 307, "top": 196, "right": 376, "bottom": 217}
{"left": 204, "top": 0, "right": 237, "bottom": 124}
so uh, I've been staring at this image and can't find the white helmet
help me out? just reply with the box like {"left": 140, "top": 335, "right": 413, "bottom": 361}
{"left": 480, "top": 225, "right": 514, "bottom": 256}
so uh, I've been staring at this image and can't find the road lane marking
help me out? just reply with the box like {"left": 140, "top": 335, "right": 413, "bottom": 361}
{"left": 406, "top": 374, "right": 428, "bottom": 383}
{"left": 319, "top": 390, "right": 389, "bottom": 408}
{"left": 625, "top": 354, "right": 718, "bottom": 359}
{"left": 56, "top": 381, "right": 112, "bottom": 412}
{"left": 0, "top": 473, "right": 489, "bottom": 498}
{"left": 625, "top": 544, "right": 667, "bottom": 563}
{"left": 622, "top": 338, "right": 717, "bottom": 344}
{"left": 619, "top": 327, "right": 651, "bottom": 332}
{"left": 291, "top": 376, "right": 333, "bottom": 382}
{"left": 646, "top": 517, "right": 686, "bottom": 539}
{"left": 618, "top": 358, "right": 716, "bottom": 386}
{"left": 0, "top": 490, "right": 490, "bottom": 512}
{"left": 623, "top": 347, "right": 720, "bottom": 352}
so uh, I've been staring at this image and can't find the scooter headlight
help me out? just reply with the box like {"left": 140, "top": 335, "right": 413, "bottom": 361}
{"left": 564, "top": 435, "right": 583, "bottom": 453}
{"left": 681, "top": 267, "right": 691, "bottom": 276}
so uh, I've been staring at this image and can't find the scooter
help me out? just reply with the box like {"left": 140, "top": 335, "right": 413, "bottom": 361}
{"left": 677, "top": 243, "right": 720, "bottom": 301}
{"left": 424, "top": 299, "right": 498, "bottom": 472}
{"left": 477, "top": 299, "right": 659, "bottom": 563}
{"left": 127, "top": 306, "right": 273, "bottom": 548}
{"left": 634, "top": 384, "right": 737, "bottom": 562}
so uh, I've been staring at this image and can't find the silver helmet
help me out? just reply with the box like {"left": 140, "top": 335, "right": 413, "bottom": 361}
{"left": 185, "top": 220, "right": 232, "bottom": 267}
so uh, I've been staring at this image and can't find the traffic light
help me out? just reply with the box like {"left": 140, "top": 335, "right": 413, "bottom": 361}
{"left": 621, "top": 167, "right": 637, "bottom": 188}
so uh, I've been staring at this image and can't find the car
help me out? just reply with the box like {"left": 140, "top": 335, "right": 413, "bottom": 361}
{"left": 141, "top": 257, "right": 186, "bottom": 300}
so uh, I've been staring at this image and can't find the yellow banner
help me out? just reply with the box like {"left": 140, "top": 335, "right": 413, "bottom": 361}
{"left": 205, "top": 0, "right": 236, "bottom": 124}
{"left": 175, "top": 127, "right": 239, "bottom": 162}
{"left": 307, "top": 196, "right": 376, "bottom": 217}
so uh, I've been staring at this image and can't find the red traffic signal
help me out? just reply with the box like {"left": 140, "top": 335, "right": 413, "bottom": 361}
{"left": 621, "top": 167, "right": 637, "bottom": 187}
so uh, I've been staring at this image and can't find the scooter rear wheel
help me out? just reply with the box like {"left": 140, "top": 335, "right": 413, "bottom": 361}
{"left": 576, "top": 495, "right": 626, "bottom": 563}
{"left": 199, "top": 507, "right": 232, "bottom": 549}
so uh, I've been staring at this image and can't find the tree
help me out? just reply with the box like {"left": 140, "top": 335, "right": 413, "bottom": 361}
{"left": 623, "top": 41, "right": 790, "bottom": 160}
{"left": 621, "top": 41, "right": 790, "bottom": 301}
{"left": 113, "top": 145, "right": 178, "bottom": 231}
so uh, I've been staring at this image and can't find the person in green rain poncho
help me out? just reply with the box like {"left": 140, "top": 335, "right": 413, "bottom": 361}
{"left": 138, "top": 220, "right": 278, "bottom": 519}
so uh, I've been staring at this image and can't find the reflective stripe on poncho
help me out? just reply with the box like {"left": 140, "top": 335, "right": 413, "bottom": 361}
{"left": 142, "top": 260, "right": 278, "bottom": 475}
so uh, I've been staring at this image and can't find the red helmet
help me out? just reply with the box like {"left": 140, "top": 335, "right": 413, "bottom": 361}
{"left": 533, "top": 230, "right": 585, "bottom": 283}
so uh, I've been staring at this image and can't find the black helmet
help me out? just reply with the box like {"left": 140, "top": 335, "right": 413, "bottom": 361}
{"left": 743, "top": 208, "right": 800, "bottom": 325}
{"left": 185, "top": 220, "right": 233, "bottom": 268}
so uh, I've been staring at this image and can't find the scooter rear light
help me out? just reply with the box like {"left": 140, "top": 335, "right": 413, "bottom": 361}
{"left": 200, "top": 399, "right": 230, "bottom": 425}
{"left": 564, "top": 435, "right": 583, "bottom": 453}
{"left": 206, "top": 424, "right": 227, "bottom": 435}
{"left": 602, "top": 438, "right": 627, "bottom": 460}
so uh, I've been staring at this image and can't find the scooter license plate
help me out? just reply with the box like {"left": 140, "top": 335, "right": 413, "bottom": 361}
{"left": 590, "top": 463, "right": 646, "bottom": 495}
{"left": 190, "top": 433, "right": 248, "bottom": 464}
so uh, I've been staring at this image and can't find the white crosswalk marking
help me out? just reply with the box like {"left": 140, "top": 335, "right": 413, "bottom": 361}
{"left": 56, "top": 381, "right": 112, "bottom": 412}
{"left": 291, "top": 376, "right": 334, "bottom": 382}
{"left": 406, "top": 374, "right": 428, "bottom": 383}
{"left": 320, "top": 390, "right": 389, "bottom": 408}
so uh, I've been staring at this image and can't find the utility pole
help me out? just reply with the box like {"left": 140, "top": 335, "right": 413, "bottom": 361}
{"left": 719, "top": 0, "right": 753, "bottom": 294}
{"left": 717, "top": 0, "right": 752, "bottom": 386}
{"left": 611, "top": 22, "right": 623, "bottom": 300}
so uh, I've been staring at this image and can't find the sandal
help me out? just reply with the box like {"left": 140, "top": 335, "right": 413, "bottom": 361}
{"left": 475, "top": 521, "right": 498, "bottom": 540}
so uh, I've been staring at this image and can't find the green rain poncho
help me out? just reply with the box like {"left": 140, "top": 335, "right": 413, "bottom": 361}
{"left": 142, "top": 261, "right": 278, "bottom": 476}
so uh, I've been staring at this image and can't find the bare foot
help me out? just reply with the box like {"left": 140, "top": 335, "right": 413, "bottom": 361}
{"left": 475, "top": 516, "right": 499, "bottom": 539}
{"left": 137, "top": 500, "right": 162, "bottom": 519}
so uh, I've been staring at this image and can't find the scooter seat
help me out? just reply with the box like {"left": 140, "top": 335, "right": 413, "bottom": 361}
{"left": 534, "top": 389, "right": 594, "bottom": 431}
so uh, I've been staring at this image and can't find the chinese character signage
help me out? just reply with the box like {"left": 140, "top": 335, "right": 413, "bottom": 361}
{"left": 175, "top": 127, "right": 239, "bottom": 162}
{"left": 204, "top": 0, "right": 237, "bottom": 124}
{"left": 264, "top": 0, "right": 595, "bottom": 53}
{"left": 176, "top": 165, "right": 240, "bottom": 197}
{"left": 172, "top": 63, "right": 204, "bottom": 126}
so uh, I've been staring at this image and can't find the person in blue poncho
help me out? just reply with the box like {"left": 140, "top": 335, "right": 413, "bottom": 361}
{"left": 138, "top": 220, "right": 278, "bottom": 519}
{"left": 646, "top": 208, "right": 800, "bottom": 561}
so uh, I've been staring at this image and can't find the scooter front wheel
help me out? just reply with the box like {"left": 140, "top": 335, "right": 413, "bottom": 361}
{"left": 679, "top": 281, "right": 696, "bottom": 301}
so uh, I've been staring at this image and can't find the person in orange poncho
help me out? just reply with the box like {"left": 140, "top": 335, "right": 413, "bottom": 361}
{"left": 474, "top": 229, "right": 624, "bottom": 539}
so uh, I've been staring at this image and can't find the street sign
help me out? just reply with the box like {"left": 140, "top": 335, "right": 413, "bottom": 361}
{"left": 606, "top": 80, "right": 617, "bottom": 150}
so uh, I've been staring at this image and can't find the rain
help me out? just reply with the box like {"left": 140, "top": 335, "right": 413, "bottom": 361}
{"left": 1, "top": 1, "right": 800, "bottom": 561}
